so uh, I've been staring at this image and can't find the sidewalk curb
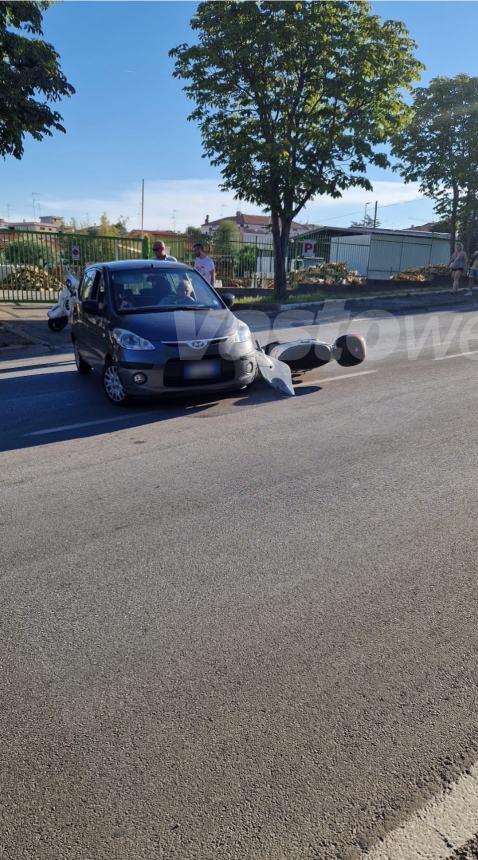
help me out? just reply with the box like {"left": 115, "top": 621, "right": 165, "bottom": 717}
{"left": 238, "top": 289, "right": 476, "bottom": 317}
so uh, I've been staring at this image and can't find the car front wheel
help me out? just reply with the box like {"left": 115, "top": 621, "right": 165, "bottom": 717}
{"left": 103, "top": 360, "right": 131, "bottom": 406}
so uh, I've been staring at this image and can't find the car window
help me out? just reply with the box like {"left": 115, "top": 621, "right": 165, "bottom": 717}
{"left": 109, "top": 267, "right": 223, "bottom": 313}
{"left": 80, "top": 269, "right": 98, "bottom": 300}
{"left": 96, "top": 271, "right": 106, "bottom": 307}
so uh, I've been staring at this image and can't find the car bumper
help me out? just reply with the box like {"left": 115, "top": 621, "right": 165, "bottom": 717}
{"left": 117, "top": 351, "right": 257, "bottom": 397}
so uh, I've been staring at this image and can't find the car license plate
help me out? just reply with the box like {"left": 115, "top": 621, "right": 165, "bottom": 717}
{"left": 184, "top": 359, "right": 221, "bottom": 380}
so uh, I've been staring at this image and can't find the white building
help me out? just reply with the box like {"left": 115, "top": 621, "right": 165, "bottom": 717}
{"left": 201, "top": 211, "right": 318, "bottom": 246}
{"left": 0, "top": 216, "right": 65, "bottom": 233}
{"left": 297, "top": 226, "right": 450, "bottom": 280}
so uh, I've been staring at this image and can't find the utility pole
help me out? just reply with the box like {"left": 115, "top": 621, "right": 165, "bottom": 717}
{"left": 140, "top": 179, "right": 145, "bottom": 239}
{"left": 32, "top": 192, "right": 41, "bottom": 221}
{"left": 373, "top": 201, "right": 378, "bottom": 229}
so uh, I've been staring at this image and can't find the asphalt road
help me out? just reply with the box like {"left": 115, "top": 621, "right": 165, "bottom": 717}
{"left": 2, "top": 305, "right": 478, "bottom": 859}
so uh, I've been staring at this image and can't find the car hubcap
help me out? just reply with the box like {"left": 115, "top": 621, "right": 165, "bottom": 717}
{"left": 104, "top": 365, "right": 125, "bottom": 402}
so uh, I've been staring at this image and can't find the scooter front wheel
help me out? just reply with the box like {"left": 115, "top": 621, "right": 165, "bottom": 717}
{"left": 48, "top": 316, "right": 68, "bottom": 332}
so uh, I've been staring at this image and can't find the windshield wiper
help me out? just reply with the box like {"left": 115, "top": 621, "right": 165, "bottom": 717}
{"left": 172, "top": 305, "right": 214, "bottom": 311}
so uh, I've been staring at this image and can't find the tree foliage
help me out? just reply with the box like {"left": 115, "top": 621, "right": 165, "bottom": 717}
{"left": 171, "top": 1, "right": 422, "bottom": 295}
{"left": 393, "top": 75, "right": 478, "bottom": 251}
{"left": 350, "top": 213, "right": 381, "bottom": 228}
{"left": 0, "top": 2, "right": 75, "bottom": 160}
{"left": 3, "top": 237, "right": 46, "bottom": 265}
{"left": 186, "top": 225, "right": 205, "bottom": 243}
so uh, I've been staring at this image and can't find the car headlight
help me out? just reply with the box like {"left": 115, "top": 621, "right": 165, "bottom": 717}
{"left": 112, "top": 328, "right": 155, "bottom": 350}
{"left": 233, "top": 322, "right": 252, "bottom": 344}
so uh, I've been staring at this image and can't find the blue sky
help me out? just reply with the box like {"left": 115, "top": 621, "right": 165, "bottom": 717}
{"left": 2, "top": 1, "right": 478, "bottom": 231}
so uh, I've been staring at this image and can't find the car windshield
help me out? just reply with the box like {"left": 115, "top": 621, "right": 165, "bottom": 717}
{"left": 110, "top": 267, "right": 223, "bottom": 313}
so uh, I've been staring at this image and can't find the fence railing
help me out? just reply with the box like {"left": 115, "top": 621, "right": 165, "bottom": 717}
{"left": 0, "top": 229, "right": 143, "bottom": 302}
{"left": 0, "top": 228, "right": 449, "bottom": 303}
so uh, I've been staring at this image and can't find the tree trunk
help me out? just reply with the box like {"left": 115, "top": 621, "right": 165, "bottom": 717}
{"left": 450, "top": 187, "right": 459, "bottom": 253}
{"left": 271, "top": 212, "right": 291, "bottom": 299}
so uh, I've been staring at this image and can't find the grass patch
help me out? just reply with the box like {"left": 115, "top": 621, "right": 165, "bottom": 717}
{"left": 233, "top": 281, "right": 454, "bottom": 306}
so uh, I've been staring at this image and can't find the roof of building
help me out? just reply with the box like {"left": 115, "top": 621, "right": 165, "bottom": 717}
{"left": 296, "top": 225, "right": 450, "bottom": 240}
{"left": 202, "top": 212, "right": 319, "bottom": 233}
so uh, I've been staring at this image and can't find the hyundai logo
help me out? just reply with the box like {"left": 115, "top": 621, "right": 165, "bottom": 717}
{"left": 188, "top": 340, "right": 207, "bottom": 349}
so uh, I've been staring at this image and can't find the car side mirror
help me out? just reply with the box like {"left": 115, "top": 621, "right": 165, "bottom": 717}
{"left": 82, "top": 299, "right": 100, "bottom": 315}
{"left": 222, "top": 292, "right": 235, "bottom": 308}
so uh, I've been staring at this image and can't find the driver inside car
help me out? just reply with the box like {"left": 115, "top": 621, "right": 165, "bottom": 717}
{"left": 175, "top": 274, "right": 195, "bottom": 302}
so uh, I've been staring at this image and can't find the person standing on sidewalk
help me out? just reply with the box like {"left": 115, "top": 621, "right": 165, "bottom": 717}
{"left": 152, "top": 240, "right": 177, "bottom": 262}
{"left": 467, "top": 249, "right": 478, "bottom": 292}
{"left": 449, "top": 242, "right": 468, "bottom": 293}
{"left": 193, "top": 243, "right": 215, "bottom": 286}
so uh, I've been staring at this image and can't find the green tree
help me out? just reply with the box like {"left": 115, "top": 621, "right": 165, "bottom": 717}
{"left": 186, "top": 225, "right": 205, "bottom": 243}
{"left": 212, "top": 219, "right": 241, "bottom": 279}
{"left": 113, "top": 216, "right": 129, "bottom": 236}
{"left": 4, "top": 238, "right": 47, "bottom": 265}
{"left": 0, "top": 2, "right": 74, "bottom": 160}
{"left": 350, "top": 213, "right": 381, "bottom": 229}
{"left": 393, "top": 75, "right": 478, "bottom": 252}
{"left": 238, "top": 244, "right": 258, "bottom": 276}
{"left": 170, "top": 1, "right": 422, "bottom": 297}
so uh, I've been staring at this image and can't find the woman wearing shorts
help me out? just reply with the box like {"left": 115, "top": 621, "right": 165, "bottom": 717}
{"left": 449, "top": 243, "right": 468, "bottom": 293}
{"left": 468, "top": 250, "right": 478, "bottom": 291}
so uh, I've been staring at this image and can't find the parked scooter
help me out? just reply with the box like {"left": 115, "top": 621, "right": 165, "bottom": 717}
{"left": 47, "top": 270, "right": 80, "bottom": 332}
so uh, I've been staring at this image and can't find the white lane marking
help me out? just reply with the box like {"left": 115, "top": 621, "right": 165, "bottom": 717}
{"left": 0, "top": 363, "right": 75, "bottom": 380}
{"left": 0, "top": 352, "right": 72, "bottom": 369}
{"left": 312, "top": 370, "right": 376, "bottom": 384}
{"left": 25, "top": 413, "right": 154, "bottom": 437}
{"left": 434, "top": 350, "right": 478, "bottom": 361}
{"left": 365, "top": 762, "right": 478, "bottom": 859}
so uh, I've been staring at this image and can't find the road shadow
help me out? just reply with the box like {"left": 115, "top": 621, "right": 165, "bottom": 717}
{"left": 0, "top": 366, "right": 321, "bottom": 454}
{"left": 0, "top": 315, "right": 71, "bottom": 356}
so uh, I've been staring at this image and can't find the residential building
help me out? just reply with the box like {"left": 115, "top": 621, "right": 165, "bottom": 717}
{"left": 201, "top": 211, "right": 319, "bottom": 244}
{"left": 0, "top": 215, "right": 66, "bottom": 233}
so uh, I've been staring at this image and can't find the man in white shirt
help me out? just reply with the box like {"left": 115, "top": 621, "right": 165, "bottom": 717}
{"left": 152, "top": 240, "right": 177, "bottom": 262}
{"left": 193, "top": 243, "right": 215, "bottom": 286}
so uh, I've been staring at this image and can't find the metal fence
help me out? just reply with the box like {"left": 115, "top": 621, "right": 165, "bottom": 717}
{"left": 0, "top": 228, "right": 450, "bottom": 303}
{"left": 0, "top": 229, "right": 143, "bottom": 302}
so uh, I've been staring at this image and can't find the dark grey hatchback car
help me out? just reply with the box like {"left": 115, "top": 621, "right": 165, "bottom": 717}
{"left": 71, "top": 260, "right": 257, "bottom": 405}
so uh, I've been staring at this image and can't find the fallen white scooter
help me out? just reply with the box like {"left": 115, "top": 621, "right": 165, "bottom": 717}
{"left": 255, "top": 333, "right": 367, "bottom": 396}
{"left": 47, "top": 270, "right": 80, "bottom": 332}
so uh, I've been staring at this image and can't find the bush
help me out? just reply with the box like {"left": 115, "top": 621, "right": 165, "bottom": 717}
{"left": 296, "top": 261, "right": 364, "bottom": 286}
{"left": 392, "top": 268, "right": 428, "bottom": 282}
{"left": 3, "top": 240, "right": 48, "bottom": 266}
{"left": 393, "top": 264, "right": 451, "bottom": 282}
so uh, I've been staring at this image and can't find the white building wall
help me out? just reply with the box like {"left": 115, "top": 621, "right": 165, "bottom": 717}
{"left": 330, "top": 232, "right": 450, "bottom": 279}
{"left": 368, "top": 234, "right": 449, "bottom": 279}
{"left": 329, "top": 233, "right": 371, "bottom": 276}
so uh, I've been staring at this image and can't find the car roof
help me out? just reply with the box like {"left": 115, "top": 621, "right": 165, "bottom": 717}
{"left": 94, "top": 259, "right": 190, "bottom": 272}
